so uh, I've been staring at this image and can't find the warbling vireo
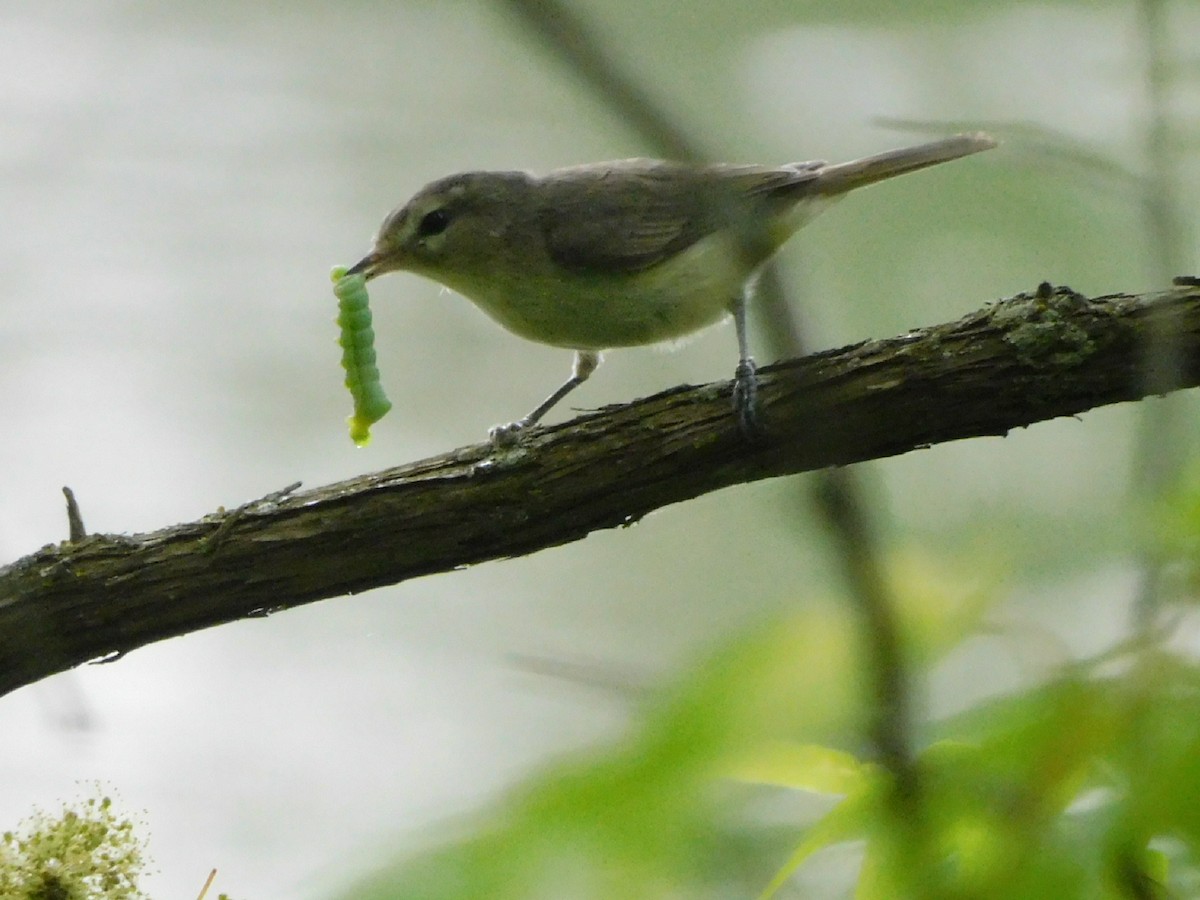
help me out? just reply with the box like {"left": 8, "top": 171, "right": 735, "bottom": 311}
{"left": 346, "top": 132, "right": 995, "bottom": 443}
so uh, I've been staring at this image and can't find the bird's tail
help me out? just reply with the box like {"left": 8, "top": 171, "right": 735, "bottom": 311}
{"left": 810, "top": 132, "right": 997, "bottom": 196}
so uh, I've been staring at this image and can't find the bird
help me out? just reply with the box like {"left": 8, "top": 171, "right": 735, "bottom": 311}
{"left": 346, "top": 132, "right": 996, "bottom": 444}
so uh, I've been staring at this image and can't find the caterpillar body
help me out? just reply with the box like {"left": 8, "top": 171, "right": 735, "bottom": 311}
{"left": 331, "top": 265, "right": 392, "bottom": 446}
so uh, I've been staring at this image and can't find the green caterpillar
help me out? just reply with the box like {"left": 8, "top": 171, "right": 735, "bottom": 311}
{"left": 331, "top": 265, "right": 392, "bottom": 446}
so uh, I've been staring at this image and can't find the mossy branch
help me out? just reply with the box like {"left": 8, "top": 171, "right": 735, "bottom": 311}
{"left": 2, "top": 282, "right": 1199, "bottom": 699}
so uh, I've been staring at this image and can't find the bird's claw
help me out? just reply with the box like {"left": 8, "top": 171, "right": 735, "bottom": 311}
{"left": 732, "top": 358, "right": 764, "bottom": 440}
{"left": 488, "top": 418, "right": 533, "bottom": 448}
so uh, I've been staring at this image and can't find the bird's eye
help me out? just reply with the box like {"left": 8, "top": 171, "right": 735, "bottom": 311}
{"left": 417, "top": 208, "right": 451, "bottom": 238}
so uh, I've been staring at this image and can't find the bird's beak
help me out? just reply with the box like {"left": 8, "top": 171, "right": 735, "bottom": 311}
{"left": 344, "top": 251, "right": 382, "bottom": 280}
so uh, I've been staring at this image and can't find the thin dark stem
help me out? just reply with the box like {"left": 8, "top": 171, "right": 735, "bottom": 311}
{"left": 1131, "top": 0, "right": 1187, "bottom": 629}
{"left": 811, "top": 470, "right": 917, "bottom": 798}
{"left": 498, "top": 0, "right": 950, "bottom": 827}
{"left": 496, "top": 0, "right": 701, "bottom": 162}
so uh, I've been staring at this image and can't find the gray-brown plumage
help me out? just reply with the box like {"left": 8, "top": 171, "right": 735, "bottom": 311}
{"left": 347, "top": 133, "right": 995, "bottom": 442}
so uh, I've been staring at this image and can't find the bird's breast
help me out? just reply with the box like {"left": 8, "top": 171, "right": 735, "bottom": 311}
{"left": 437, "top": 232, "right": 756, "bottom": 350}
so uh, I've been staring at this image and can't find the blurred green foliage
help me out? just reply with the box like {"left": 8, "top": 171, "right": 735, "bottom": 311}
{"left": 333, "top": 501, "right": 1200, "bottom": 899}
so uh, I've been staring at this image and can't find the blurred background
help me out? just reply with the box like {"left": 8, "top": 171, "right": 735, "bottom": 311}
{"left": 1, "top": 1, "right": 1197, "bottom": 897}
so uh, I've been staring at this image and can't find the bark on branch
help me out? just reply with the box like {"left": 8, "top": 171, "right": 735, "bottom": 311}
{"left": 2, "top": 282, "right": 1199, "bottom": 699}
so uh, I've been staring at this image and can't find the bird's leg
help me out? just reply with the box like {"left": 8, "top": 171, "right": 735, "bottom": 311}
{"left": 729, "top": 289, "right": 763, "bottom": 438}
{"left": 489, "top": 349, "right": 602, "bottom": 447}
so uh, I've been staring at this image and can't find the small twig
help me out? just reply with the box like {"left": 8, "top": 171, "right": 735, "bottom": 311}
{"left": 508, "top": 653, "right": 648, "bottom": 699}
{"left": 195, "top": 868, "right": 217, "bottom": 900}
{"left": 62, "top": 486, "right": 86, "bottom": 542}
{"left": 876, "top": 117, "right": 1143, "bottom": 193}
{"left": 202, "top": 481, "right": 302, "bottom": 554}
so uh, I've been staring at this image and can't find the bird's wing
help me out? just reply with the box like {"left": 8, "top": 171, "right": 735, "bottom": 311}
{"left": 538, "top": 161, "right": 819, "bottom": 274}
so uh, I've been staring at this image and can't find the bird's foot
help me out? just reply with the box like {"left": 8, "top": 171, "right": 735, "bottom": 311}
{"left": 732, "top": 358, "right": 764, "bottom": 440}
{"left": 488, "top": 418, "right": 534, "bottom": 449}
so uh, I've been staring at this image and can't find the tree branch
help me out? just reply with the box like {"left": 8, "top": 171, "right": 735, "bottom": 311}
{"left": 2, "top": 282, "right": 1199, "bottom": 699}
